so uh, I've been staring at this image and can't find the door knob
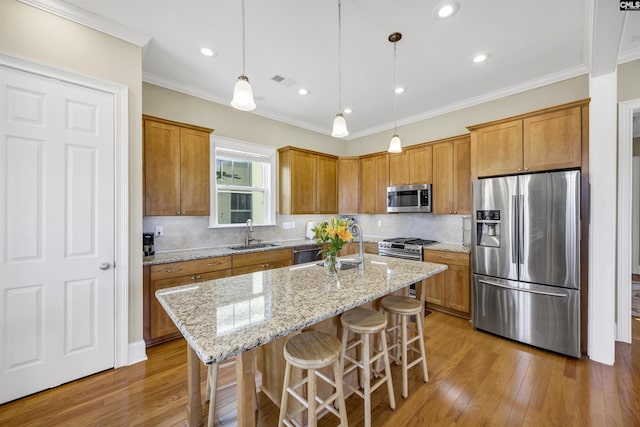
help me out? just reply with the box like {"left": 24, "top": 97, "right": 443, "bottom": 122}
{"left": 99, "top": 262, "right": 111, "bottom": 270}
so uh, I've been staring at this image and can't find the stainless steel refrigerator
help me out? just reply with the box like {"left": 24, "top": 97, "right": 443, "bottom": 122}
{"left": 471, "top": 170, "right": 580, "bottom": 357}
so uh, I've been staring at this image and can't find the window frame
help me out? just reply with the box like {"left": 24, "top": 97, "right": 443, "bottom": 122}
{"left": 209, "top": 136, "right": 277, "bottom": 228}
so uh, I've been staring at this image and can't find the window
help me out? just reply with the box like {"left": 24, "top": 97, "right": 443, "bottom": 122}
{"left": 211, "top": 136, "right": 276, "bottom": 227}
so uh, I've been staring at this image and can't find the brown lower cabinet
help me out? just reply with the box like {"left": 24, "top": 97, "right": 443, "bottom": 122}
{"left": 144, "top": 248, "right": 292, "bottom": 346}
{"left": 422, "top": 249, "right": 471, "bottom": 318}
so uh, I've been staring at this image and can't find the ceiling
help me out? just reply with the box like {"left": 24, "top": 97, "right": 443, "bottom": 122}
{"left": 45, "top": 0, "right": 640, "bottom": 138}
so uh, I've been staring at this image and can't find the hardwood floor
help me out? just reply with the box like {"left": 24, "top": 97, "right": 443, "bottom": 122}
{"left": 1, "top": 311, "right": 639, "bottom": 426}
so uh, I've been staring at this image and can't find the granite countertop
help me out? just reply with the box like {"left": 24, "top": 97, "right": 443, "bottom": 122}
{"left": 144, "top": 238, "right": 469, "bottom": 266}
{"left": 423, "top": 242, "right": 471, "bottom": 254}
{"left": 155, "top": 254, "right": 447, "bottom": 365}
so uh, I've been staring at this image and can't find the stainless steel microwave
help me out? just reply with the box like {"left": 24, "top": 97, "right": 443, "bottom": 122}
{"left": 387, "top": 183, "right": 432, "bottom": 213}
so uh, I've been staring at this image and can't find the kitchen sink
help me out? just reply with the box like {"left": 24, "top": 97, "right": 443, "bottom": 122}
{"left": 230, "top": 243, "right": 280, "bottom": 251}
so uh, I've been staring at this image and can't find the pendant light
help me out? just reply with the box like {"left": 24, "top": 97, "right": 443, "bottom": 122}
{"left": 231, "top": 0, "right": 256, "bottom": 111}
{"left": 331, "top": 0, "right": 349, "bottom": 138}
{"left": 387, "top": 32, "right": 402, "bottom": 153}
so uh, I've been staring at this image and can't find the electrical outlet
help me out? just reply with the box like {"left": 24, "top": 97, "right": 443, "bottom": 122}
{"left": 155, "top": 226, "right": 163, "bottom": 236}
{"left": 290, "top": 221, "right": 295, "bottom": 229}
{"left": 282, "top": 222, "right": 291, "bottom": 230}
{"left": 377, "top": 220, "right": 382, "bottom": 227}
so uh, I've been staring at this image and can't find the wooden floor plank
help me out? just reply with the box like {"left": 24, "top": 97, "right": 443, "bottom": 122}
{"left": 1, "top": 311, "right": 639, "bottom": 426}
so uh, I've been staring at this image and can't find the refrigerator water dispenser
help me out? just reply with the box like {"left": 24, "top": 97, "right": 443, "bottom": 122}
{"left": 476, "top": 210, "right": 501, "bottom": 248}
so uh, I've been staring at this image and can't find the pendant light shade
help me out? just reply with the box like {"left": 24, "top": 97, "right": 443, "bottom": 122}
{"left": 231, "top": 0, "right": 256, "bottom": 111}
{"left": 231, "top": 75, "right": 256, "bottom": 111}
{"left": 332, "top": 0, "right": 349, "bottom": 138}
{"left": 332, "top": 113, "right": 349, "bottom": 138}
{"left": 387, "top": 32, "right": 402, "bottom": 153}
{"left": 388, "top": 133, "right": 402, "bottom": 153}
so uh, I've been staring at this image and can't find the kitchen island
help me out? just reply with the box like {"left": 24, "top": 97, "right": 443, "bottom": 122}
{"left": 156, "top": 254, "right": 447, "bottom": 427}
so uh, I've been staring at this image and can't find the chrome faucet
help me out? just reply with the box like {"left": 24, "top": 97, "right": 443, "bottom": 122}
{"left": 352, "top": 223, "right": 365, "bottom": 270}
{"left": 244, "top": 218, "right": 253, "bottom": 246}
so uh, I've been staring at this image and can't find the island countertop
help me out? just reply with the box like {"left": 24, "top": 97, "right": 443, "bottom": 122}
{"left": 156, "top": 254, "right": 447, "bottom": 365}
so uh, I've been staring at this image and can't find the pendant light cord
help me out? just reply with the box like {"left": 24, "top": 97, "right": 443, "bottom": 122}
{"left": 241, "top": 0, "right": 246, "bottom": 75}
{"left": 338, "top": 0, "right": 343, "bottom": 112}
{"left": 393, "top": 40, "right": 398, "bottom": 134}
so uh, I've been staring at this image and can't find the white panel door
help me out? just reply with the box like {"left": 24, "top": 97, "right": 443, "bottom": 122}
{"left": 0, "top": 66, "right": 115, "bottom": 403}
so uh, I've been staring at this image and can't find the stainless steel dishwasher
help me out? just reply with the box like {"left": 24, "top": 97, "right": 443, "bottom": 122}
{"left": 292, "top": 243, "right": 323, "bottom": 264}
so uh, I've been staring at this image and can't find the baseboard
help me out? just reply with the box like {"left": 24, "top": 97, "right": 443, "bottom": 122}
{"left": 127, "top": 340, "right": 148, "bottom": 365}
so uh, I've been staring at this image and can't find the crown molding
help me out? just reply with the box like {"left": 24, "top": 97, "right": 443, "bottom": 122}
{"left": 18, "top": 0, "right": 151, "bottom": 47}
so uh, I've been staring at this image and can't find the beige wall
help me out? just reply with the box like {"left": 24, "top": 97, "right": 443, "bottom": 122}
{"left": 346, "top": 75, "right": 590, "bottom": 155}
{"left": 618, "top": 60, "right": 640, "bottom": 102}
{"left": 143, "top": 83, "right": 343, "bottom": 155}
{"left": 0, "top": 1, "right": 144, "bottom": 343}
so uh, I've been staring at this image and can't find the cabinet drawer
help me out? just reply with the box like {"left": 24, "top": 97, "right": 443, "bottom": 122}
{"left": 233, "top": 259, "right": 291, "bottom": 276}
{"left": 150, "top": 256, "right": 231, "bottom": 280}
{"left": 423, "top": 250, "right": 469, "bottom": 266}
{"left": 232, "top": 248, "right": 292, "bottom": 268}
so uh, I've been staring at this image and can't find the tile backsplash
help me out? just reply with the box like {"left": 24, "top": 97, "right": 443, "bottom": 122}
{"left": 143, "top": 213, "right": 469, "bottom": 252}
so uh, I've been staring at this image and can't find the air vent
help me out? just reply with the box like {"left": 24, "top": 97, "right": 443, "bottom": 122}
{"left": 271, "top": 74, "right": 296, "bottom": 87}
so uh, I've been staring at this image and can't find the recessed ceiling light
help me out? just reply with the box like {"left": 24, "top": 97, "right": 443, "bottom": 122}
{"left": 395, "top": 87, "right": 405, "bottom": 94}
{"left": 344, "top": 108, "right": 352, "bottom": 114}
{"left": 298, "top": 88, "right": 310, "bottom": 95}
{"left": 200, "top": 47, "right": 216, "bottom": 57}
{"left": 472, "top": 53, "right": 488, "bottom": 63}
{"left": 434, "top": 1, "right": 460, "bottom": 19}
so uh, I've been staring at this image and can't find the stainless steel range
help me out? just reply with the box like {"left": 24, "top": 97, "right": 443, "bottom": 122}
{"left": 378, "top": 238, "right": 438, "bottom": 261}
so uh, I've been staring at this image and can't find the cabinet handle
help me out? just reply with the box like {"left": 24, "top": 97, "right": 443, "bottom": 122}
{"left": 176, "top": 211, "right": 180, "bottom": 215}
{"left": 164, "top": 268, "right": 184, "bottom": 273}
{"left": 195, "top": 275, "right": 201, "bottom": 279}
{"left": 449, "top": 211, "right": 453, "bottom": 214}
{"left": 517, "top": 168, "right": 522, "bottom": 172}
{"left": 207, "top": 262, "right": 221, "bottom": 266}
{"left": 453, "top": 211, "right": 458, "bottom": 214}
{"left": 190, "top": 275, "right": 196, "bottom": 280}
{"left": 182, "top": 211, "right": 187, "bottom": 215}
{"left": 438, "top": 255, "right": 453, "bottom": 259}
{"left": 262, "top": 263, "right": 270, "bottom": 268}
{"left": 524, "top": 168, "right": 529, "bottom": 171}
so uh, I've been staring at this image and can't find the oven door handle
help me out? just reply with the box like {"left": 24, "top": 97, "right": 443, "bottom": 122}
{"left": 379, "top": 252, "right": 422, "bottom": 261}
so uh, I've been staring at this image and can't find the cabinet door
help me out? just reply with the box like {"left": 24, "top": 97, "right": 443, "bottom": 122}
{"left": 290, "top": 150, "right": 317, "bottom": 214}
{"left": 144, "top": 120, "right": 180, "bottom": 215}
{"left": 453, "top": 137, "right": 471, "bottom": 214}
{"left": 373, "top": 154, "right": 389, "bottom": 214}
{"left": 316, "top": 156, "right": 337, "bottom": 214}
{"left": 359, "top": 157, "right": 375, "bottom": 214}
{"left": 432, "top": 141, "right": 454, "bottom": 214}
{"left": 232, "top": 259, "right": 291, "bottom": 276}
{"left": 364, "top": 242, "right": 378, "bottom": 254}
{"left": 338, "top": 158, "right": 359, "bottom": 214}
{"left": 476, "top": 120, "right": 523, "bottom": 177}
{"left": 425, "top": 273, "right": 445, "bottom": 306}
{"left": 150, "top": 275, "right": 196, "bottom": 339}
{"left": 389, "top": 151, "right": 410, "bottom": 186}
{"left": 444, "top": 264, "right": 470, "bottom": 313}
{"left": 409, "top": 145, "right": 433, "bottom": 184}
{"left": 523, "top": 107, "right": 581, "bottom": 172}
{"left": 180, "top": 127, "right": 210, "bottom": 216}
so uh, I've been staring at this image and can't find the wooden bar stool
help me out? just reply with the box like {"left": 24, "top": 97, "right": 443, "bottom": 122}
{"left": 278, "top": 331, "right": 348, "bottom": 427}
{"left": 205, "top": 357, "right": 257, "bottom": 427}
{"left": 340, "top": 307, "right": 395, "bottom": 427}
{"left": 381, "top": 295, "right": 429, "bottom": 399}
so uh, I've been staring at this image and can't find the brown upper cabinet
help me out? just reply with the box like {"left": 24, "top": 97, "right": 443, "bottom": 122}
{"left": 143, "top": 115, "right": 213, "bottom": 216}
{"left": 389, "top": 145, "right": 433, "bottom": 186}
{"left": 359, "top": 153, "right": 389, "bottom": 214}
{"left": 469, "top": 101, "right": 585, "bottom": 178}
{"left": 338, "top": 157, "right": 359, "bottom": 214}
{"left": 279, "top": 147, "right": 338, "bottom": 214}
{"left": 432, "top": 136, "right": 471, "bottom": 215}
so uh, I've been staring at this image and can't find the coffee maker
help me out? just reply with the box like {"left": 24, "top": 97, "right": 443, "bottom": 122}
{"left": 143, "top": 232, "right": 155, "bottom": 256}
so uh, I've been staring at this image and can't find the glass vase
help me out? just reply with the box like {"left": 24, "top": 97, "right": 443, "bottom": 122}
{"left": 324, "top": 254, "right": 338, "bottom": 275}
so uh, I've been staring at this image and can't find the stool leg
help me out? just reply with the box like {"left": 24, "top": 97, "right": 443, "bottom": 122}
{"left": 278, "top": 362, "right": 292, "bottom": 427}
{"left": 207, "top": 363, "right": 219, "bottom": 427}
{"left": 401, "top": 314, "right": 409, "bottom": 399}
{"left": 362, "top": 333, "right": 371, "bottom": 427}
{"left": 416, "top": 312, "right": 429, "bottom": 383}
{"left": 332, "top": 359, "right": 349, "bottom": 427}
{"left": 380, "top": 329, "right": 396, "bottom": 410}
{"left": 308, "top": 368, "right": 317, "bottom": 427}
{"left": 340, "top": 326, "right": 349, "bottom": 378}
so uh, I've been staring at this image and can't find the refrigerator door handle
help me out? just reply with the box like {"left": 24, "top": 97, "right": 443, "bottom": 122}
{"left": 518, "top": 194, "right": 524, "bottom": 265}
{"left": 478, "top": 279, "right": 569, "bottom": 298}
{"left": 511, "top": 195, "right": 518, "bottom": 263}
